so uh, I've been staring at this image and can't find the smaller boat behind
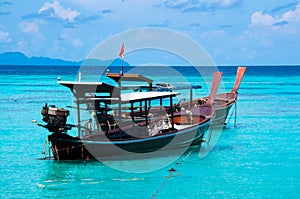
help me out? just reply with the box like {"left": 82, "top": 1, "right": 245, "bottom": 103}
{"left": 212, "top": 66, "right": 246, "bottom": 125}
{"left": 185, "top": 67, "right": 246, "bottom": 126}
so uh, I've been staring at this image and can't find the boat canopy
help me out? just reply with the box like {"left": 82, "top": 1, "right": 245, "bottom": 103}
{"left": 121, "top": 91, "right": 180, "bottom": 103}
{"left": 58, "top": 81, "right": 179, "bottom": 103}
{"left": 106, "top": 73, "right": 153, "bottom": 87}
{"left": 58, "top": 81, "right": 120, "bottom": 98}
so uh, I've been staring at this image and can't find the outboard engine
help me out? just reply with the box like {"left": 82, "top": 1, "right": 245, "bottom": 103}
{"left": 40, "top": 103, "right": 72, "bottom": 133}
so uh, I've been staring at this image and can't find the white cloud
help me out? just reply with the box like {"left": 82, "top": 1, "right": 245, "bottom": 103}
{"left": 19, "top": 21, "right": 39, "bottom": 34}
{"left": 162, "top": 0, "right": 242, "bottom": 11}
{"left": 38, "top": 0, "right": 80, "bottom": 22}
{"left": 281, "top": 4, "right": 300, "bottom": 22}
{"left": 251, "top": 11, "right": 275, "bottom": 26}
{"left": 232, "top": 4, "right": 300, "bottom": 64}
{"left": 0, "top": 30, "right": 12, "bottom": 43}
{"left": 250, "top": 4, "right": 300, "bottom": 31}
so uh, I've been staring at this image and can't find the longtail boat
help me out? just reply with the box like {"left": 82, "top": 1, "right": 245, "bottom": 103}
{"left": 36, "top": 72, "right": 222, "bottom": 160}
{"left": 190, "top": 67, "right": 246, "bottom": 126}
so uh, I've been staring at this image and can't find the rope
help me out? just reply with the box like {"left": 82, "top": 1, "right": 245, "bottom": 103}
{"left": 37, "top": 138, "right": 54, "bottom": 160}
{"left": 225, "top": 102, "right": 237, "bottom": 126}
{"left": 41, "top": 137, "right": 48, "bottom": 155}
{"left": 150, "top": 147, "right": 197, "bottom": 199}
{"left": 206, "top": 128, "right": 213, "bottom": 145}
{"left": 234, "top": 101, "right": 237, "bottom": 127}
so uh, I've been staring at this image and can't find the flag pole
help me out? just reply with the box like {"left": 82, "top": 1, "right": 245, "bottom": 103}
{"left": 121, "top": 57, "right": 124, "bottom": 77}
{"left": 118, "top": 43, "right": 125, "bottom": 124}
{"left": 119, "top": 43, "right": 125, "bottom": 77}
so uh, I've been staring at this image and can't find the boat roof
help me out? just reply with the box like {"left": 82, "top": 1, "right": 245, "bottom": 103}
{"left": 58, "top": 81, "right": 180, "bottom": 102}
{"left": 58, "top": 81, "right": 120, "bottom": 97}
{"left": 106, "top": 73, "right": 153, "bottom": 86}
{"left": 121, "top": 91, "right": 180, "bottom": 103}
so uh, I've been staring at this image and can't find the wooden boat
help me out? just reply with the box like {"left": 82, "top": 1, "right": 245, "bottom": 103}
{"left": 186, "top": 67, "right": 246, "bottom": 126}
{"left": 37, "top": 72, "right": 222, "bottom": 160}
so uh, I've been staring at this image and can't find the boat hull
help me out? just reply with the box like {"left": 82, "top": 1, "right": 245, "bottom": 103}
{"left": 48, "top": 121, "right": 209, "bottom": 160}
{"left": 212, "top": 101, "right": 235, "bottom": 125}
{"left": 185, "top": 92, "right": 237, "bottom": 126}
{"left": 212, "top": 92, "right": 237, "bottom": 125}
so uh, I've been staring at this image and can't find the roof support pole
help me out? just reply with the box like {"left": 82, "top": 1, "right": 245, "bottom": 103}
{"left": 76, "top": 99, "right": 81, "bottom": 138}
{"left": 170, "top": 96, "right": 174, "bottom": 130}
{"left": 190, "top": 87, "right": 193, "bottom": 110}
{"left": 105, "top": 102, "right": 108, "bottom": 135}
{"left": 118, "top": 80, "right": 122, "bottom": 126}
{"left": 139, "top": 101, "right": 142, "bottom": 116}
{"left": 131, "top": 102, "right": 134, "bottom": 122}
{"left": 145, "top": 100, "right": 148, "bottom": 125}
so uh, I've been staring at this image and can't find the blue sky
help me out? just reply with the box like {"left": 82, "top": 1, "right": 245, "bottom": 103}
{"left": 0, "top": 0, "right": 300, "bottom": 65}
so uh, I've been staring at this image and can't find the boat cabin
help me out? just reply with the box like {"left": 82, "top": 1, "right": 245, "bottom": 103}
{"left": 58, "top": 79, "right": 182, "bottom": 139}
{"left": 57, "top": 72, "right": 208, "bottom": 141}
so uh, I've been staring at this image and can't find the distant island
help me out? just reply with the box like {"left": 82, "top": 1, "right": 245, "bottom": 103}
{"left": 0, "top": 52, "right": 129, "bottom": 66}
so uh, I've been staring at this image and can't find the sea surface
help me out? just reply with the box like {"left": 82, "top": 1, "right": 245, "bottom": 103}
{"left": 0, "top": 65, "right": 300, "bottom": 198}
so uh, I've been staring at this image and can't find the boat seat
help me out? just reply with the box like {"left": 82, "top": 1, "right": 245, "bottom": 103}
{"left": 95, "top": 114, "right": 117, "bottom": 132}
{"left": 215, "top": 98, "right": 229, "bottom": 102}
{"left": 172, "top": 110, "right": 194, "bottom": 125}
{"left": 107, "top": 120, "right": 117, "bottom": 131}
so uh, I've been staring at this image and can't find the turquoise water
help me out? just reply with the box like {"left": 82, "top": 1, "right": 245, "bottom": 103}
{"left": 0, "top": 66, "right": 300, "bottom": 198}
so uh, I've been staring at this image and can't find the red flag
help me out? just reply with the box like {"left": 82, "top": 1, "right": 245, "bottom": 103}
{"left": 118, "top": 43, "right": 124, "bottom": 59}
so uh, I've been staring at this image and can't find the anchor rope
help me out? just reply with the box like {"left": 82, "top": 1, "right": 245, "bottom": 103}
{"left": 234, "top": 101, "right": 237, "bottom": 127}
{"left": 206, "top": 127, "right": 213, "bottom": 145}
{"left": 38, "top": 138, "right": 53, "bottom": 160}
{"left": 225, "top": 102, "right": 237, "bottom": 126}
{"left": 150, "top": 147, "right": 197, "bottom": 199}
{"left": 42, "top": 137, "right": 48, "bottom": 155}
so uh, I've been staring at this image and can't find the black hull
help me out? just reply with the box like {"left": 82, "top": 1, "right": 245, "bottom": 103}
{"left": 48, "top": 121, "right": 209, "bottom": 160}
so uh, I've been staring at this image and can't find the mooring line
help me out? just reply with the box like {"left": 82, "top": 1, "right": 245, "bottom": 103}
{"left": 225, "top": 102, "right": 237, "bottom": 126}
{"left": 150, "top": 147, "right": 196, "bottom": 199}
